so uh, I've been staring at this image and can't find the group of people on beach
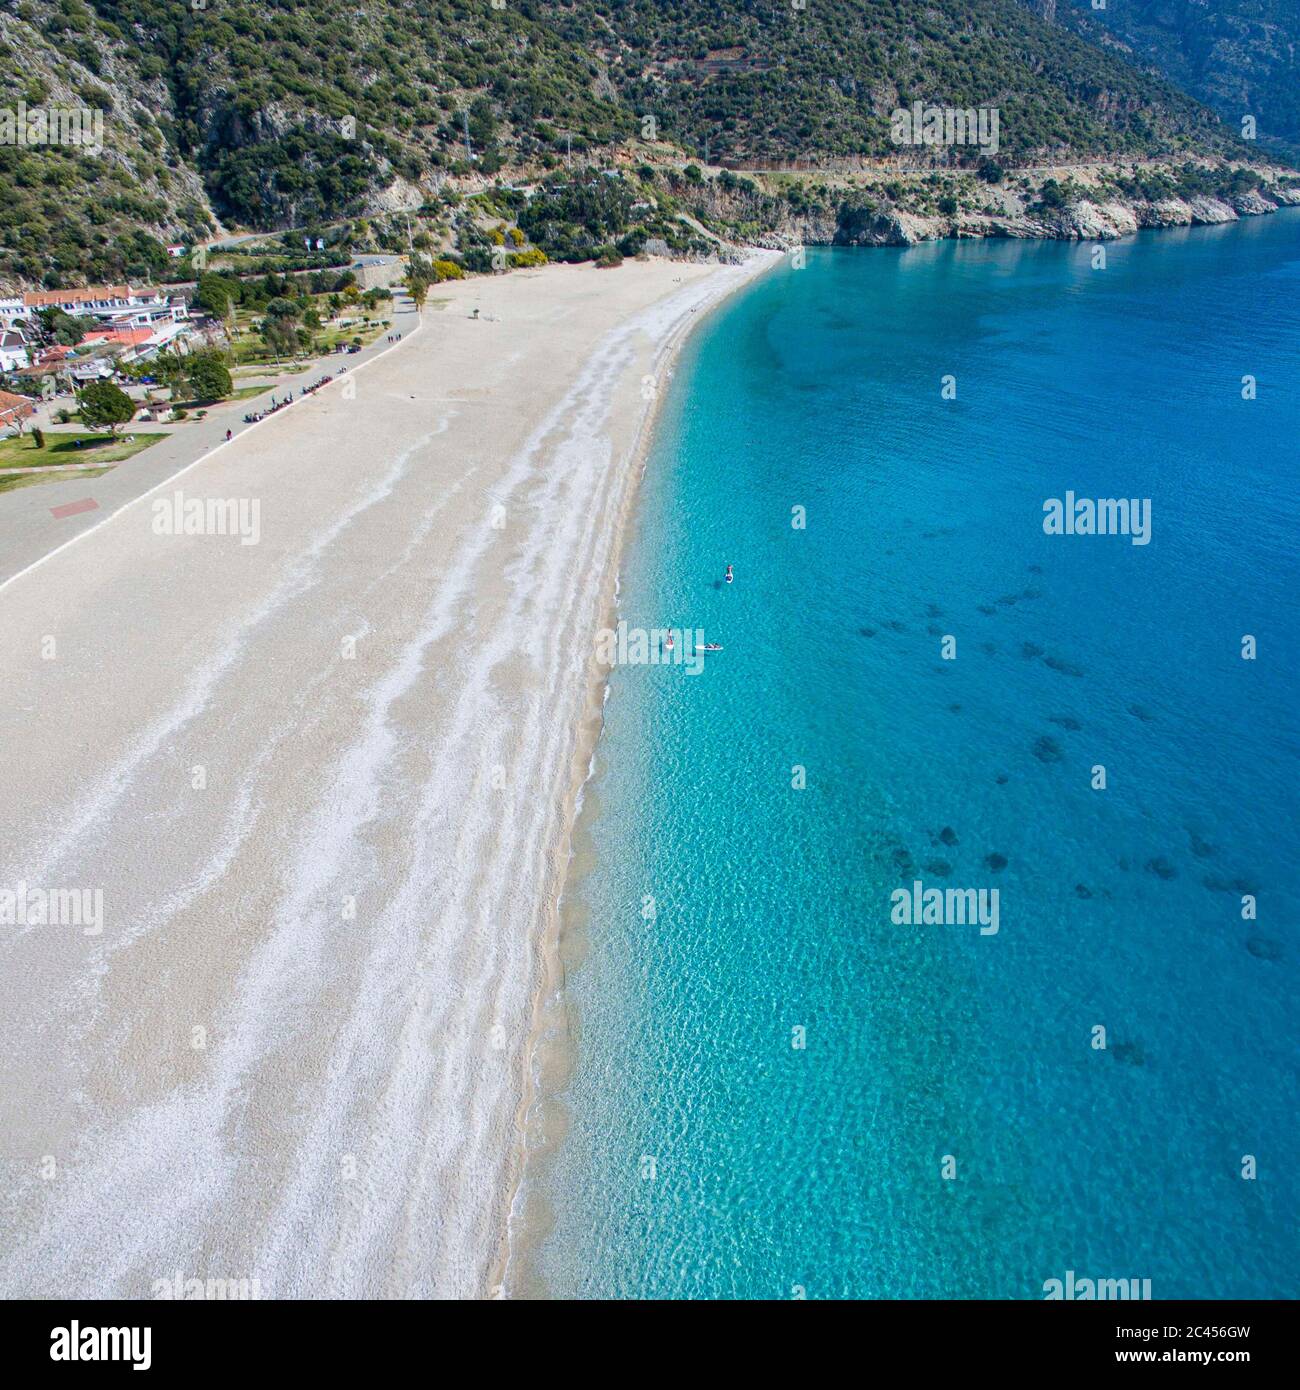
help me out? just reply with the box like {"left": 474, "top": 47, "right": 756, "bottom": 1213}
{"left": 240, "top": 369, "right": 345, "bottom": 425}
{"left": 242, "top": 393, "right": 296, "bottom": 425}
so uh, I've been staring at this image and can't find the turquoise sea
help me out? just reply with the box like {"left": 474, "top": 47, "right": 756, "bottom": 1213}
{"left": 535, "top": 213, "right": 1300, "bottom": 1299}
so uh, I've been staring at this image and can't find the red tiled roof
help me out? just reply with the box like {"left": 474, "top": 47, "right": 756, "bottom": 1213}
{"left": 80, "top": 327, "right": 154, "bottom": 347}
{"left": 0, "top": 389, "right": 36, "bottom": 420}
{"left": 22, "top": 285, "right": 135, "bottom": 308}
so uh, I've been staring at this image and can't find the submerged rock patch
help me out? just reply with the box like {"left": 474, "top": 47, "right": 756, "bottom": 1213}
{"left": 1203, "top": 875, "right": 1258, "bottom": 894}
{"left": 1043, "top": 656, "right": 1084, "bottom": 677}
{"left": 1033, "top": 735, "right": 1064, "bottom": 763}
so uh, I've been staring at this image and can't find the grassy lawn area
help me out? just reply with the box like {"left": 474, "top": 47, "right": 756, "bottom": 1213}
{"left": 0, "top": 431, "right": 166, "bottom": 470}
{"left": 0, "top": 466, "right": 112, "bottom": 495}
{"left": 226, "top": 297, "right": 394, "bottom": 366}
{"left": 163, "top": 385, "right": 267, "bottom": 410}
{"left": 232, "top": 363, "right": 309, "bottom": 378}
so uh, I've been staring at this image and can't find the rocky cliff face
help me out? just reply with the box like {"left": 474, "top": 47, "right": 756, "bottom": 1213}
{"left": 736, "top": 172, "right": 1300, "bottom": 249}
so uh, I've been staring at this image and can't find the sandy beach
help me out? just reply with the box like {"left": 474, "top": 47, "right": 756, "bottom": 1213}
{"left": 0, "top": 254, "right": 773, "bottom": 1299}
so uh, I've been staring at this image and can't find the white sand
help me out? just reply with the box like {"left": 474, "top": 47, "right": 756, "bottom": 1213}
{"left": 0, "top": 255, "right": 774, "bottom": 1299}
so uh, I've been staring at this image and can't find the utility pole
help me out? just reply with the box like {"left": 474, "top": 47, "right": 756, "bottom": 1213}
{"left": 463, "top": 109, "right": 472, "bottom": 162}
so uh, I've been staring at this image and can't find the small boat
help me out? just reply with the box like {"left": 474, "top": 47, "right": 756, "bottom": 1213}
{"left": 725, "top": 565, "right": 734, "bottom": 584}
{"left": 701, "top": 643, "right": 723, "bottom": 652}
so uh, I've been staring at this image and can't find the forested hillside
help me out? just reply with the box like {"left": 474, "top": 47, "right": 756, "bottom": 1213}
{"left": 0, "top": 0, "right": 1282, "bottom": 288}
{"left": 1043, "top": 0, "right": 1300, "bottom": 154}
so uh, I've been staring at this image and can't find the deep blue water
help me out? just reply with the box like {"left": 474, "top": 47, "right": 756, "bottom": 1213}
{"left": 536, "top": 213, "right": 1300, "bottom": 1299}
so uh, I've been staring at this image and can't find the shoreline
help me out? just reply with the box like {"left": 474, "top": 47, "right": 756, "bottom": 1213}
{"left": 693, "top": 159, "right": 1300, "bottom": 252}
{"left": 491, "top": 248, "right": 780, "bottom": 1298}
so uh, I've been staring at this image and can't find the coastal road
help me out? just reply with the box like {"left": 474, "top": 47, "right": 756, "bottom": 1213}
{"left": 0, "top": 257, "right": 769, "bottom": 1298}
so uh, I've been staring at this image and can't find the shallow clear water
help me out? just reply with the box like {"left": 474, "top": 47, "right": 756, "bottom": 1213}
{"left": 536, "top": 214, "right": 1300, "bottom": 1299}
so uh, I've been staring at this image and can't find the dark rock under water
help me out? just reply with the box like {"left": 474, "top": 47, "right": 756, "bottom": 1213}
{"left": 1033, "top": 735, "right": 1064, "bottom": 763}
{"left": 1043, "top": 655, "right": 1085, "bottom": 677}
{"left": 1203, "top": 876, "right": 1259, "bottom": 895}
